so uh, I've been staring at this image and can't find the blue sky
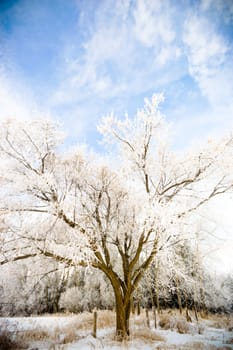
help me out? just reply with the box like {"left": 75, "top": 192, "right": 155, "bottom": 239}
{"left": 0, "top": 0, "right": 233, "bottom": 150}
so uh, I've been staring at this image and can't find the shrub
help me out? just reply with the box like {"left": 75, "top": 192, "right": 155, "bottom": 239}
{"left": 158, "top": 314, "right": 192, "bottom": 334}
{"left": 158, "top": 314, "right": 171, "bottom": 330}
{"left": 176, "top": 319, "right": 191, "bottom": 334}
{"left": 0, "top": 332, "right": 17, "bottom": 350}
{"left": 53, "top": 326, "right": 79, "bottom": 345}
{"left": 0, "top": 329, "right": 25, "bottom": 350}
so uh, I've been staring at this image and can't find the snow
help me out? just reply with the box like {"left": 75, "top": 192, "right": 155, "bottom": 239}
{"left": 159, "top": 327, "right": 233, "bottom": 348}
{"left": 1, "top": 312, "right": 233, "bottom": 349}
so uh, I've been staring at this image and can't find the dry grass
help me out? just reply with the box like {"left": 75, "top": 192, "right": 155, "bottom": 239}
{"left": 95, "top": 310, "right": 115, "bottom": 329}
{"left": 176, "top": 319, "right": 191, "bottom": 334}
{"left": 131, "top": 315, "right": 144, "bottom": 327}
{"left": 155, "top": 342, "right": 219, "bottom": 350}
{"left": 46, "top": 310, "right": 114, "bottom": 343}
{"left": 158, "top": 314, "right": 172, "bottom": 330}
{"left": 46, "top": 311, "right": 94, "bottom": 331}
{"left": 64, "top": 310, "right": 115, "bottom": 331}
{"left": 0, "top": 319, "right": 81, "bottom": 348}
{"left": 130, "top": 310, "right": 158, "bottom": 330}
{"left": 53, "top": 325, "right": 80, "bottom": 344}
{"left": 156, "top": 346, "right": 179, "bottom": 350}
{"left": 181, "top": 342, "right": 217, "bottom": 350}
{"left": 75, "top": 311, "right": 93, "bottom": 330}
{"left": 158, "top": 314, "right": 192, "bottom": 334}
{"left": 18, "top": 328, "right": 49, "bottom": 341}
{"left": 15, "top": 324, "right": 80, "bottom": 347}
{"left": 208, "top": 314, "right": 233, "bottom": 330}
{"left": 1, "top": 309, "right": 232, "bottom": 349}
{"left": 132, "top": 328, "right": 165, "bottom": 342}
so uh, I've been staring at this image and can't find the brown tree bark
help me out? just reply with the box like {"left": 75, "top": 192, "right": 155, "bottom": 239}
{"left": 175, "top": 275, "right": 183, "bottom": 315}
{"left": 113, "top": 288, "right": 131, "bottom": 339}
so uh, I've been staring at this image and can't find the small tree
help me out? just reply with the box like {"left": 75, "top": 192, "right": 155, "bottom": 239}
{"left": 0, "top": 95, "right": 232, "bottom": 339}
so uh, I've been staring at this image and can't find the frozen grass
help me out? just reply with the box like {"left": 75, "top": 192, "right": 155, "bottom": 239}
{"left": 19, "top": 327, "right": 50, "bottom": 341}
{"left": 208, "top": 314, "right": 233, "bottom": 331}
{"left": 158, "top": 313, "right": 193, "bottom": 334}
{"left": 155, "top": 342, "right": 227, "bottom": 349}
{"left": 0, "top": 310, "right": 233, "bottom": 349}
{"left": 131, "top": 327, "right": 165, "bottom": 342}
{"left": 53, "top": 325, "right": 80, "bottom": 345}
{"left": 96, "top": 309, "right": 115, "bottom": 329}
{"left": 0, "top": 318, "right": 80, "bottom": 349}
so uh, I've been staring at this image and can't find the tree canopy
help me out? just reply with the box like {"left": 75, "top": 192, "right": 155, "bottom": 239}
{"left": 0, "top": 95, "right": 232, "bottom": 339}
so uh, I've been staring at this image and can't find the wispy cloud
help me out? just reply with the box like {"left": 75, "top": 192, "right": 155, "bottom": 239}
{"left": 0, "top": 64, "right": 38, "bottom": 122}
{"left": 201, "top": 0, "right": 233, "bottom": 24}
{"left": 183, "top": 14, "right": 233, "bottom": 108}
{"left": 51, "top": 0, "right": 183, "bottom": 108}
{"left": 133, "top": 0, "right": 175, "bottom": 46}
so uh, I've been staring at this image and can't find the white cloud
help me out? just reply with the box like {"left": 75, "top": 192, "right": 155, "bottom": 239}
{"left": 0, "top": 63, "right": 55, "bottom": 127}
{"left": 156, "top": 45, "right": 181, "bottom": 66}
{"left": 133, "top": 0, "right": 175, "bottom": 47}
{"left": 183, "top": 16, "right": 228, "bottom": 70}
{"left": 0, "top": 67, "right": 35, "bottom": 122}
{"left": 201, "top": 0, "right": 233, "bottom": 24}
{"left": 200, "top": 0, "right": 213, "bottom": 11}
{"left": 51, "top": 0, "right": 181, "bottom": 108}
{"left": 51, "top": 2, "right": 134, "bottom": 105}
{"left": 183, "top": 15, "right": 233, "bottom": 110}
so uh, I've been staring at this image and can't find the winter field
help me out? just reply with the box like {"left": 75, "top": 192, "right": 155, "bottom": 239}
{"left": 1, "top": 310, "right": 233, "bottom": 350}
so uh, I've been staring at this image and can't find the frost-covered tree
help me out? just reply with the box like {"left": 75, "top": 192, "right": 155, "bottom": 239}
{"left": 59, "top": 268, "right": 114, "bottom": 312}
{"left": 0, "top": 257, "right": 71, "bottom": 316}
{"left": 0, "top": 95, "right": 232, "bottom": 339}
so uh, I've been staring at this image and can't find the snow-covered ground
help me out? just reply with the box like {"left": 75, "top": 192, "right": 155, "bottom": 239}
{"left": 0, "top": 310, "right": 233, "bottom": 349}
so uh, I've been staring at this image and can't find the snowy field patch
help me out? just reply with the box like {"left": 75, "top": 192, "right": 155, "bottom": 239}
{"left": 0, "top": 310, "right": 233, "bottom": 349}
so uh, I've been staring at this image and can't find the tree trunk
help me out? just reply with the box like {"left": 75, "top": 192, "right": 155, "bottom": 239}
{"left": 131, "top": 301, "right": 135, "bottom": 314}
{"left": 149, "top": 287, "right": 157, "bottom": 328}
{"left": 115, "top": 297, "right": 131, "bottom": 340}
{"left": 186, "top": 307, "right": 192, "bottom": 322}
{"left": 146, "top": 308, "right": 150, "bottom": 328}
{"left": 153, "top": 306, "right": 157, "bottom": 329}
{"left": 93, "top": 310, "right": 97, "bottom": 338}
{"left": 155, "top": 263, "right": 160, "bottom": 314}
{"left": 156, "top": 291, "right": 160, "bottom": 315}
{"left": 175, "top": 276, "right": 182, "bottom": 315}
{"left": 177, "top": 289, "right": 182, "bottom": 315}
{"left": 137, "top": 300, "right": 141, "bottom": 315}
